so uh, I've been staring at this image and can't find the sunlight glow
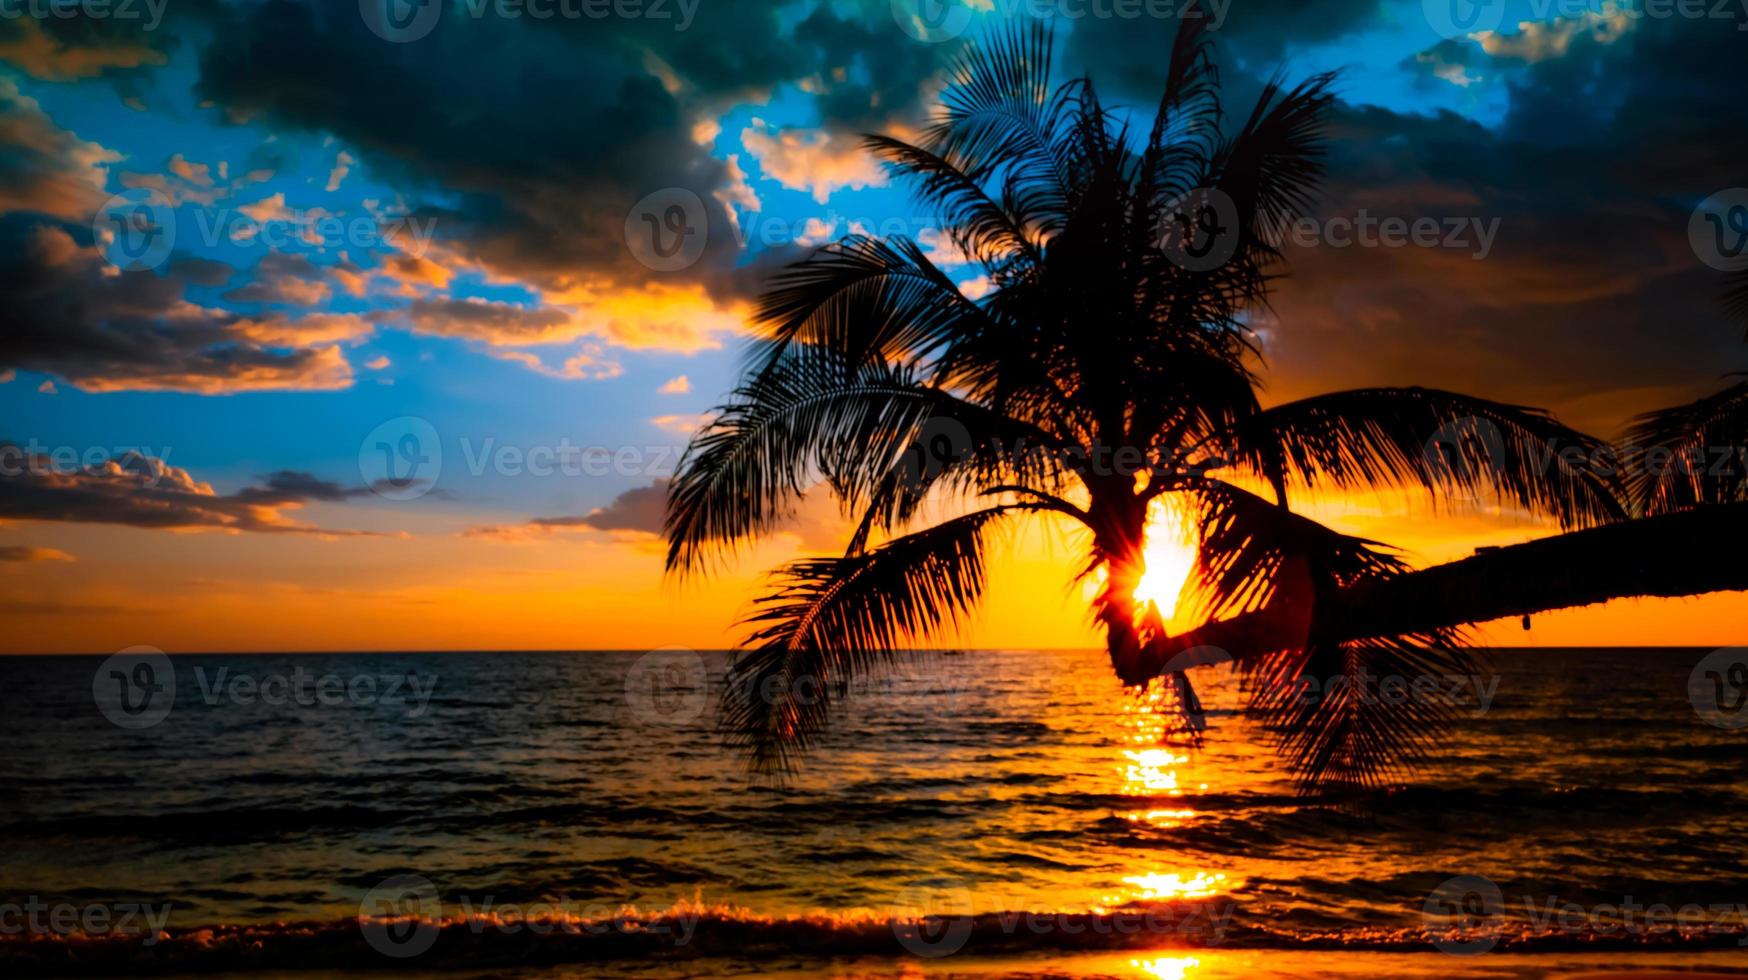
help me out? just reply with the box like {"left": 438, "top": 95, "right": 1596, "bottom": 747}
{"left": 1133, "top": 503, "right": 1197, "bottom": 622}
{"left": 1131, "top": 956, "right": 1202, "bottom": 979}
{"left": 1123, "top": 747, "right": 1188, "bottom": 792}
{"left": 1124, "top": 871, "right": 1229, "bottom": 900}
{"left": 1105, "top": 677, "right": 1239, "bottom": 912}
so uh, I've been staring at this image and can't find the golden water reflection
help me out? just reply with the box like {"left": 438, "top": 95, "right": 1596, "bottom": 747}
{"left": 1129, "top": 955, "right": 1202, "bottom": 979}
{"left": 1112, "top": 678, "right": 1233, "bottom": 909}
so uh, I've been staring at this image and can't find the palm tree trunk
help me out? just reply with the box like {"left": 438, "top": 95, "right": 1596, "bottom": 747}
{"left": 1088, "top": 487, "right": 1156, "bottom": 685}
{"left": 1147, "top": 503, "right": 1748, "bottom": 670}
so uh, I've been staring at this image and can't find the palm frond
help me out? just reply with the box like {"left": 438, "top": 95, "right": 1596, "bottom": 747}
{"left": 1184, "top": 478, "right": 1405, "bottom": 623}
{"left": 1224, "top": 387, "right": 1626, "bottom": 528}
{"left": 842, "top": 403, "right": 1077, "bottom": 555}
{"left": 1213, "top": 70, "right": 1338, "bottom": 250}
{"left": 1724, "top": 266, "right": 1748, "bottom": 328}
{"left": 1251, "top": 630, "right": 1483, "bottom": 795}
{"left": 922, "top": 20, "right": 1075, "bottom": 235}
{"left": 1184, "top": 481, "right": 1484, "bottom": 794}
{"left": 664, "top": 357, "right": 938, "bottom": 574}
{"left": 1620, "top": 376, "right": 1748, "bottom": 515}
{"left": 1141, "top": 6, "right": 1222, "bottom": 205}
{"left": 751, "top": 234, "right": 993, "bottom": 378}
{"left": 864, "top": 134, "right": 1040, "bottom": 269}
{"left": 724, "top": 506, "right": 1027, "bottom": 775}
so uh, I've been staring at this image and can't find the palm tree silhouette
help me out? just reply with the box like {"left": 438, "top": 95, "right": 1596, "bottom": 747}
{"left": 1620, "top": 267, "right": 1748, "bottom": 514}
{"left": 665, "top": 21, "right": 1623, "bottom": 793}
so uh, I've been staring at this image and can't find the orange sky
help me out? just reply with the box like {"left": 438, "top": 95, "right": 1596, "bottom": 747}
{"left": 6, "top": 488, "right": 1742, "bottom": 654}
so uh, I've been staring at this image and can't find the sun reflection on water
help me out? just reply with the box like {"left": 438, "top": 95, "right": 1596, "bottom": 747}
{"left": 1124, "top": 871, "right": 1228, "bottom": 900}
{"left": 1130, "top": 955, "right": 1202, "bottom": 979}
{"left": 1111, "top": 677, "right": 1234, "bottom": 908}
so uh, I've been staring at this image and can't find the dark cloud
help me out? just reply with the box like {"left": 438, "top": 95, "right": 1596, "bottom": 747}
{"left": 0, "top": 13, "right": 171, "bottom": 82}
{"left": 792, "top": 4, "right": 954, "bottom": 131}
{"left": 169, "top": 255, "right": 237, "bottom": 287}
{"left": 0, "top": 448, "right": 378, "bottom": 536}
{"left": 401, "top": 297, "right": 573, "bottom": 344}
{"left": 221, "top": 250, "right": 328, "bottom": 304}
{"left": 1057, "top": 0, "right": 1382, "bottom": 103}
{"left": 188, "top": 1, "right": 955, "bottom": 305}
{"left": 1260, "top": 13, "right": 1748, "bottom": 435}
{"left": 1, "top": 1, "right": 960, "bottom": 388}
{"left": 551, "top": 479, "right": 669, "bottom": 533}
{"left": 0, "top": 214, "right": 360, "bottom": 392}
{"left": 463, "top": 479, "right": 669, "bottom": 539}
{"left": 189, "top": 3, "right": 736, "bottom": 298}
{"left": 0, "top": 77, "right": 116, "bottom": 221}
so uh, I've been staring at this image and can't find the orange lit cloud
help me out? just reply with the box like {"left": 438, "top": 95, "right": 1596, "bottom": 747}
{"left": 0, "top": 451, "right": 380, "bottom": 537}
{"left": 0, "top": 79, "right": 119, "bottom": 221}
{"left": 740, "top": 123, "right": 886, "bottom": 203}
{"left": 0, "top": 19, "right": 167, "bottom": 82}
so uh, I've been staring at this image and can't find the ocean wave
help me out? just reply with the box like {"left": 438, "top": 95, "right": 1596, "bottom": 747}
{"left": 3, "top": 899, "right": 1743, "bottom": 977}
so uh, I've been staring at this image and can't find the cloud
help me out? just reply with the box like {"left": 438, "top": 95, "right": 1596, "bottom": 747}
{"left": 463, "top": 479, "right": 669, "bottom": 540}
{"left": 1406, "top": 9, "right": 1636, "bottom": 89}
{"left": 0, "top": 79, "right": 119, "bottom": 222}
{"left": 325, "top": 150, "right": 353, "bottom": 192}
{"left": 0, "top": 449, "right": 380, "bottom": 537}
{"left": 0, "top": 218, "right": 358, "bottom": 393}
{"left": 222, "top": 250, "right": 334, "bottom": 306}
{"left": 659, "top": 375, "right": 690, "bottom": 394}
{"left": 956, "top": 274, "right": 992, "bottom": 300}
{"left": 1057, "top": 0, "right": 1384, "bottom": 101}
{"left": 0, "top": 17, "right": 169, "bottom": 82}
{"left": 1260, "top": 10, "right": 1748, "bottom": 435}
{"left": 491, "top": 347, "right": 624, "bottom": 381}
{"left": 649, "top": 413, "right": 710, "bottom": 436}
{"left": 0, "top": 545, "right": 73, "bottom": 562}
{"left": 740, "top": 123, "right": 887, "bottom": 203}
{"left": 182, "top": 1, "right": 956, "bottom": 358}
{"left": 395, "top": 283, "right": 743, "bottom": 370}
{"left": 403, "top": 297, "right": 575, "bottom": 346}
{"left": 194, "top": 3, "right": 752, "bottom": 302}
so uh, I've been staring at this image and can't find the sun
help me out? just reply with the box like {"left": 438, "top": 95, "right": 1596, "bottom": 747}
{"left": 1133, "top": 503, "right": 1197, "bottom": 623}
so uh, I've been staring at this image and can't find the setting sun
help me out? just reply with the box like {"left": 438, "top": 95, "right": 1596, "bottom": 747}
{"left": 1133, "top": 504, "right": 1198, "bottom": 622}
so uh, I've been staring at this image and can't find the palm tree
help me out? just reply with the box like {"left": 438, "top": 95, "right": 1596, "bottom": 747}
{"left": 1618, "top": 264, "right": 1748, "bottom": 515}
{"left": 664, "top": 21, "right": 1624, "bottom": 793}
{"left": 1153, "top": 259, "right": 1748, "bottom": 674}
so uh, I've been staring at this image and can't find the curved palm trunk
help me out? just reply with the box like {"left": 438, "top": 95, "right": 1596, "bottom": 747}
{"left": 1147, "top": 503, "right": 1748, "bottom": 670}
{"left": 1088, "top": 488, "right": 1157, "bottom": 686}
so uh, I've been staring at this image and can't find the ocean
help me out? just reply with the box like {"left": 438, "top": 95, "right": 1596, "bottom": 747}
{"left": 1, "top": 648, "right": 1745, "bottom": 977}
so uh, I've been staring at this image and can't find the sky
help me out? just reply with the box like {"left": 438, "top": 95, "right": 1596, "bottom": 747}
{"left": 2, "top": 0, "right": 1746, "bottom": 653}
